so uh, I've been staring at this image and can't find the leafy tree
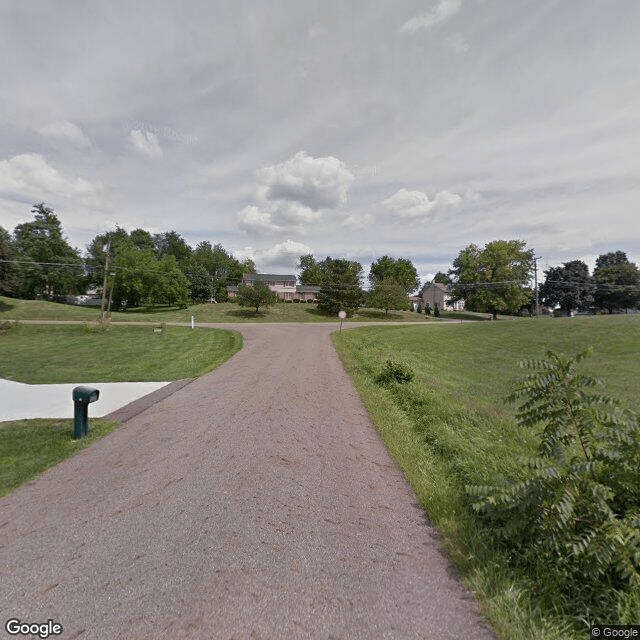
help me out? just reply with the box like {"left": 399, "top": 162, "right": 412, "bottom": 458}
{"left": 424, "top": 302, "right": 431, "bottom": 316}
{"left": 236, "top": 280, "right": 277, "bottom": 314}
{"left": 110, "top": 245, "right": 157, "bottom": 309}
{"left": 153, "top": 231, "right": 192, "bottom": 266}
{"left": 368, "top": 256, "right": 419, "bottom": 294}
{"left": 192, "top": 241, "right": 246, "bottom": 301}
{"left": 13, "top": 203, "right": 84, "bottom": 299}
{"left": 0, "top": 226, "right": 20, "bottom": 295}
{"left": 433, "top": 302, "right": 440, "bottom": 317}
{"left": 433, "top": 271, "right": 451, "bottom": 284}
{"left": 297, "top": 254, "right": 326, "bottom": 285}
{"left": 449, "top": 240, "right": 534, "bottom": 319}
{"left": 129, "top": 228, "right": 155, "bottom": 252}
{"left": 367, "top": 280, "right": 409, "bottom": 315}
{"left": 592, "top": 252, "right": 640, "bottom": 313}
{"left": 539, "top": 260, "right": 595, "bottom": 315}
{"left": 316, "top": 258, "right": 363, "bottom": 316}
{"left": 148, "top": 255, "right": 189, "bottom": 307}
{"left": 184, "top": 259, "right": 214, "bottom": 303}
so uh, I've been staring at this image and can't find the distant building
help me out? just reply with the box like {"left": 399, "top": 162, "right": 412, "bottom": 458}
{"left": 420, "top": 282, "right": 465, "bottom": 311}
{"left": 228, "top": 274, "right": 320, "bottom": 302}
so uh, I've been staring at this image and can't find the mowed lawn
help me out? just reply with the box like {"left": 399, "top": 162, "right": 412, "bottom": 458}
{"left": 0, "top": 295, "right": 432, "bottom": 324}
{"left": 333, "top": 315, "right": 640, "bottom": 640}
{"left": 0, "top": 323, "right": 242, "bottom": 497}
{"left": 0, "top": 323, "right": 242, "bottom": 383}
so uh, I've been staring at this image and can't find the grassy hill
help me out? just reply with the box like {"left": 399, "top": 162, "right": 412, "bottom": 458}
{"left": 0, "top": 295, "right": 435, "bottom": 324}
{"left": 333, "top": 315, "right": 640, "bottom": 639}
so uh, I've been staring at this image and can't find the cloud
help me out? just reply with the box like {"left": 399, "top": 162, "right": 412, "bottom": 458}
{"left": 129, "top": 129, "right": 163, "bottom": 158}
{"left": 37, "top": 121, "right": 92, "bottom": 149}
{"left": 259, "top": 151, "right": 354, "bottom": 210}
{"left": 0, "top": 153, "right": 98, "bottom": 200}
{"left": 448, "top": 33, "right": 470, "bottom": 54}
{"left": 400, "top": 0, "right": 462, "bottom": 33}
{"left": 383, "top": 188, "right": 464, "bottom": 219}
{"left": 238, "top": 151, "right": 354, "bottom": 236}
{"left": 248, "top": 239, "right": 314, "bottom": 271}
{"left": 237, "top": 201, "right": 321, "bottom": 235}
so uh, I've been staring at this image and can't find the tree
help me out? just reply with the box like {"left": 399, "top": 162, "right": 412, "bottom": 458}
{"left": 368, "top": 256, "right": 419, "bottom": 294}
{"left": 13, "top": 203, "right": 84, "bottom": 299}
{"left": 449, "top": 240, "right": 534, "bottom": 319}
{"left": 184, "top": 258, "right": 214, "bottom": 303}
{"left": 153, "top": 231, "right": 192, "bottom": 267}
{"left": 592, "top": 252, "right": 640, "bottom": 313}
{"left": 0, "top": 226, "right": 20, "bottom": 296}
{"left": 316, "top": 258, "right": 363, "bottom": 317}
{"left": 236, "top": 280, "right": 277, "bottom": 314}
{"left": 433, "top": 271, "right": 451, "bottom": 284}
{"left": 297, "top": 254, "right": 326, "bottom": 285}
{"left": 539, "top": 260, "right": 595, "bottom": 315}
{"left": 193, "top": 241, "right": 246, "bottom": 301}
{"left": 367, "top": 280, "right": 409, "bottom": 315}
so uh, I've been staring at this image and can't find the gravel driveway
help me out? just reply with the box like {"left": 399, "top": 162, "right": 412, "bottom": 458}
{"left": 0, "top": 323, "right": 496, "bottom": 639}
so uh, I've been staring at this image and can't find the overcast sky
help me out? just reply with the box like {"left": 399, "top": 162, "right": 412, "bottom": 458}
{"left": 1, "top": 0, "right": 639, "bottom": 284}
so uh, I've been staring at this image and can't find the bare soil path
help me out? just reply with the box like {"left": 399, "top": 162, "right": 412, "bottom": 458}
{"left": 0, "top": 323, "right": 496, "bottom": 639}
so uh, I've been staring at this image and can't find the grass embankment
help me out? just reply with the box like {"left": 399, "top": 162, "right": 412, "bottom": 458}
{"left": 0, "top": 322, "right": 242, "bottom": 497}
{"left": 333, "top": 315, "right": 640, "bottom": 640}
{"left": 0, "top": 295, "right": 445, "bottom": 324}
{"left": 0, "top": 322, "right": 242, "bottom": 383}
{"left": 0, "top": 418, "right": 119, "bottom": 499}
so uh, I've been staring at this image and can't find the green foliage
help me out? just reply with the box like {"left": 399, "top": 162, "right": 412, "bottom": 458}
{"left": 593, "top": 252, "right": 640, "bottom": 313}
{"left": 424, "top": 302, "right": 431, "bottom": 316}
{"left": 315, "top": 257, "right": 363, "bottom": 316}
{"left": 236, "top": 280, "right": 278, "bottom": 313}
{"left": 12, "top": 203, "right": 84, "bottom": 299}
{"left": 375, "top": 359, "right": 415, "bottom": 385}
{"left": 449, "top": 239, "right": 534, "bottom": 318}
{"left": 540, "top": 260, "right": 595, "bottom": 315}
{"left": 467, "top": 349, "right": 640, "bottom": 625}
{"left": 367, "top": 280, "right": 409, "bottom": 315}
{"left": 368, "top": 255, "right": 420, "bottom": 294}
{"left": 433, "top": 302, "right": 440, "bottom": 317}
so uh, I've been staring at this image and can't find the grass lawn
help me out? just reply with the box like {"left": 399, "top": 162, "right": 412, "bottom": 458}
{"left": 1, "top": 295, "right": 439, "bottom": 324}
{"left": 333, "top": 315, "right": 640, "bottom": 640}
{"left": 0, "top": 418, "right": 119, "bottom": 498}
{"left": 0, "top": 322, "right": 242, "bottom": 383}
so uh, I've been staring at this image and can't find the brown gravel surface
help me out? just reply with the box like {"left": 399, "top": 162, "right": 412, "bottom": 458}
{"left": 0, "top": 323, "right": 496, "bottom": 639}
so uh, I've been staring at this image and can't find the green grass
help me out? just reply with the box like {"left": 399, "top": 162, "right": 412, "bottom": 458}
{"left": 0, "top": 323, "right": 242, "bottom": 383}
{"left": 0, "top": 418, "right": 119, "bottom": 498}
{"left": 332, "top": 315, "right": 640, "bottom": 639}
{"left": 1, "top": 295, "right": 435, "bottom": 324}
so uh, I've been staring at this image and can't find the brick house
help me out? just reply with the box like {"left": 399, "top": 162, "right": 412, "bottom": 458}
{"left": 228, "top": 274, "right": 320, "bottom": 302}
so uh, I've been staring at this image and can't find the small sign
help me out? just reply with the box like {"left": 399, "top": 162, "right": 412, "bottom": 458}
{"left": 338, "top": 311, "right": 347, "bottom": 319}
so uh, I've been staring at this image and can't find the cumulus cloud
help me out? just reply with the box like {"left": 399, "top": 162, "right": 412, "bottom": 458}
{"left": 0, "top": 153, "right": 98, "bottom": 200}
{"left": 37, "top": 121, "right": 92, "bottom": 149}
{"left": 259, "top": 151, "right": 354, "bottom": 210}
{"left": 239, "top": 151, "right": 354, "bottom": 236}
{"left": 249, "top": 239, "right": 314, "bottom": 270}
{"left": 400, "top": 0, "right": 462, "bottom": 33}
{"left": 383, "top": 188, "right": 464, "bottom": 219}
{"left": 130, "top": 129, "right": 163, "bottom": 158}
{"left": 238, "top": 201, "right": 321, "bottom": 235}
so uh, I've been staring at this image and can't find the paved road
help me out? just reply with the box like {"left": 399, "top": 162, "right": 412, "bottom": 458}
{"left": 0, "top": 323, "right": 496, "bottom": 639}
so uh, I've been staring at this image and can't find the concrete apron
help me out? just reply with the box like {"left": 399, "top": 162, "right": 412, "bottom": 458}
{"left": 0, "top": 378, "right": 171, "bottom": 421}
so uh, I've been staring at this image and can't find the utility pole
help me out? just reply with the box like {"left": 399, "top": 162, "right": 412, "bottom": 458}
{"left": 534, "top": 256, "right": 541, "bottom": 317}
{"left": 100, "top": 237, "right": 112, "bottom": 325}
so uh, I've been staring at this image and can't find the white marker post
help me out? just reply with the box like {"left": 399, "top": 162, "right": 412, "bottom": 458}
{"left": 191, "top": 315, "right": 195, "bottom": 329}
{"left": 338, "top": 310, "right": 346, "bottom": 332}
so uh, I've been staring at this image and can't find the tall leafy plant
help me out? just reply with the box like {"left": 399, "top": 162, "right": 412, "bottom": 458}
{"left": 467, "top": 349, "right": 640, "bottom": 625}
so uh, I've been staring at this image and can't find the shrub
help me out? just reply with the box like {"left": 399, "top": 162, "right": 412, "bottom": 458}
{"left": 467, "top": 349, "right": 640, "bottom": 625}
{"left": 375, "top": 359, "right": 415, "bottom": 385}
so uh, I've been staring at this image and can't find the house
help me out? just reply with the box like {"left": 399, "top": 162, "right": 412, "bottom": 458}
{"left": 420, "top": 282, "right": 465, "bottom": 311}
{"left": 228, "top": 274, "right": 320, "bottom": 302}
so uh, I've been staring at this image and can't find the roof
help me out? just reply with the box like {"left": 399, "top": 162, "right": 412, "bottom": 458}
{"left": 243, "top": 273, "right": 296, "bottom": 282}
{"left": 296, "top": 285, "right": 320, "bottom": 293}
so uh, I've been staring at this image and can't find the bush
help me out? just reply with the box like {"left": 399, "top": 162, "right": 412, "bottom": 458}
{"left": 467, "top": 349, "right": 640, "bottom": 625}
{"left": 293, "top": 298, "right": 300, "bottom": 303}
{"left": 375, "top": 360, "right": 415, "bottom": 385}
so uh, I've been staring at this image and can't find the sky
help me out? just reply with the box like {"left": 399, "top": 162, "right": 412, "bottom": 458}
{"left": 1, "top": 0, "right": 639, "bottom": 286}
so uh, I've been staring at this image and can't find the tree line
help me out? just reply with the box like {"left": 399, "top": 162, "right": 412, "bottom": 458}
{"left": 0, "top": 203, "right": 255, "bottom": 308}
{"left": 2, "top": 203, "right": 639, "bottom": 316}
